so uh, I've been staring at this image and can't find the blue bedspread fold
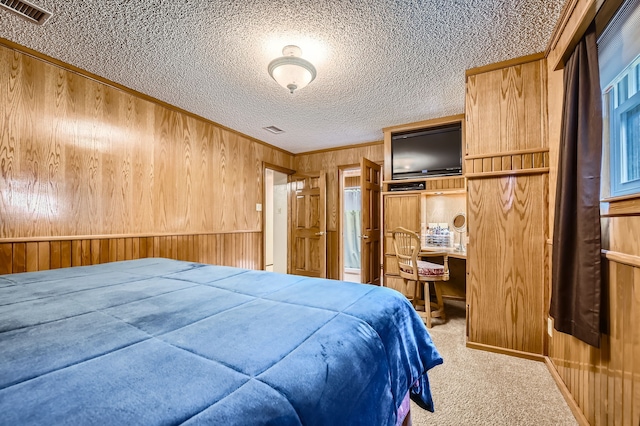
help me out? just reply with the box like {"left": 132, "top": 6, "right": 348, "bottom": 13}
{"left": 0, "top": 258, "right": 442, "bottom": 425}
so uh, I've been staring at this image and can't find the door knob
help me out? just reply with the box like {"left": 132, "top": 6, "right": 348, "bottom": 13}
{"left": 315, "top": 231, "right": 326, "bottom": 236}
{"left": 362, "top": 235, "right": 370, "bottom": 239}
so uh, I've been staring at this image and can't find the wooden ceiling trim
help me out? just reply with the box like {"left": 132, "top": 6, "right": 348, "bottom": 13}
{"left": 465, "top": 52, "right": 545, "bottom": 78}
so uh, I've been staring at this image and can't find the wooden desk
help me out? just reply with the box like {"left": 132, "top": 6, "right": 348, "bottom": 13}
{"left": 419, "top": 247, "right": 466, "bottom": 299}
{"left": 420, "top": 246, "right": 467, "bottom": 260}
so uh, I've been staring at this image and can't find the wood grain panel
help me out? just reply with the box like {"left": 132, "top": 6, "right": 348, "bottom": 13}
{"left": 326, "top": 231, "right": 339, "bottom": 280}
{"left": 465, "top": 149, "right": 550, "bottom": 177}
{"left": 466, "top": 59, "right": 548, "bottom": 157}
{"left": 295, "top": 143, "right": 383, "bottom": 279}
{"left": 464, "top": 53, "right": 549, "bottom": 358}
{"left": 425, "top": 176, "right": 465, "bottom": 191}
{"left": 0, "top": 232, "right": 263, "bottom": 275}
{"left": 13, "top": 243, "right": 26, "bottom": 272}
{"left": 60, "top": 241, "right": 71, "bottom": 268}
{"left": 383, "top": 194, "right": 421, "bottom": 236}
{"left": 548, "top": 194, "right": 640, "bottom": 426}
{"left": 382, "top": 193, "right": 421, "bottom": 293}
{"left": 549, "top": 255, "right": 640, "bottom": 426}
{"left": 295, "top": 143, "right": 383, "bottom": 232}
{"left": 467, "top": 175, "right": 547, "bottom": 354}
{"left": 0, "top": 244, "right": 11, "bottom": 274}
{"left": 0, "top": 43, "right": 293, "bottom": 240}
{"left": 26, "top": 242, "right": 38, "bottom": 271}
{"left": 81, "top": 240, "right": 91, "bottom": 265}
{"left": 50, "top": 241, "right": 61, "bottom": 269}
{"left": 382, "top": 176, "right": 466, "bottom": 192}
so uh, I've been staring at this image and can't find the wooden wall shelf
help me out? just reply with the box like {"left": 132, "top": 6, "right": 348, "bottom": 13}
{"left": 382, "top": 175, "right": 466, "bottom": 193}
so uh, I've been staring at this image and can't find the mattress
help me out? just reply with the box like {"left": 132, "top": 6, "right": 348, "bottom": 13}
{"left": 0, "top": 258, "right": 442, "bottom": 425}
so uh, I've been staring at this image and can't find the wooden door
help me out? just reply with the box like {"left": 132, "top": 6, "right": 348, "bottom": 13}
{"left": 464, "top": 58, "right": 548, "bottom": 355}
{"left": 467, "top": 175, "right": 546, "bottom": 354}
{"left": 360, "top": 158, "right": 381, "bottom": 285}
{"left": 289, "top": 172, "right": 327, "bottom": 278}
{"left": 382, "top": 193, "right": 421, "bottom": 294}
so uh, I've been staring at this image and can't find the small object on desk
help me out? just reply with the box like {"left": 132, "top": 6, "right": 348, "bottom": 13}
{"left": 423, "top": 224, "right": 450, "bottom": 247}
{"left": 451, "top": 212, "right": 467, "bottom": 253}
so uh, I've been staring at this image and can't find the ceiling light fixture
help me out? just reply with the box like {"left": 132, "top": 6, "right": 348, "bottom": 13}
{"left": 268, "top": 45, "right": 316, "bottom": 94}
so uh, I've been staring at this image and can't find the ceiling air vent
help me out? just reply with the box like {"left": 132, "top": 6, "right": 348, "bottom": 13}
{"left": 0, "top": 0, "right": 52, "bottom": 25}
{"left": 263, "top": 126, "right": 284, "bottom": 135}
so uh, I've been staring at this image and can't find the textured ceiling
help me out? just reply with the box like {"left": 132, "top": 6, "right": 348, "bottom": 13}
{"left": 0, "top": 0, "right": 565, "bottom": 153}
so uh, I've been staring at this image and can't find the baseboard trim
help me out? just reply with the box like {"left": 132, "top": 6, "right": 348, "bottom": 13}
{"left": 465, "top": 341, "right": 546, "bottom": 362}
{"left": 544, "top": 357, "right": 590, "bottom": 426}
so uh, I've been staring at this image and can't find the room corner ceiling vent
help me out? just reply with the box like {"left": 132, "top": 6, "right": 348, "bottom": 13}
{"left": 0, "top": 0, "right": 52, "bottom": 25}
{"left": 263, "top": 126, "right": 284, "bottom": 134}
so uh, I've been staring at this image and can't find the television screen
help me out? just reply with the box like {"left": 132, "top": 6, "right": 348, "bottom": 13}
{"left": 391, "top": 123, "right": 462, "bottom": 179}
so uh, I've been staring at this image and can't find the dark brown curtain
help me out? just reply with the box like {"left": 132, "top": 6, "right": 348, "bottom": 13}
{"left": 550, "top": 22, "right": 603, "bottom": 348}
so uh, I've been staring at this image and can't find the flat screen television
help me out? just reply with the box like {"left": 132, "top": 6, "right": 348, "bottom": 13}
{"left": 391, "top": 123, "right": 462, "bottom": 179}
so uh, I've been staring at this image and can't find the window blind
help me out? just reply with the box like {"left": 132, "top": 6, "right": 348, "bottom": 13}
{"left": 598, "top": 0, "right": 640, "bottom": 88}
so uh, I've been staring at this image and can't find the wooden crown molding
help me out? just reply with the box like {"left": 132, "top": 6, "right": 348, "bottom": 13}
{"left": 544, "top": 0, "right": 623, "bottom": 71}
{"left": 295, "top": 140, "right": 383, "bottom": 156}
{"left": 382, "top": 114, "right": 465, "bottom": 134}
{"left": 465, "top": 52, "right": 545, "bottom": 78}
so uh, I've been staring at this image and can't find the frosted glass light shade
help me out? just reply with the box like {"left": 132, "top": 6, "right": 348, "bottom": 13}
{"left": 268, "top": 46, "right": 317, "bottom": 94}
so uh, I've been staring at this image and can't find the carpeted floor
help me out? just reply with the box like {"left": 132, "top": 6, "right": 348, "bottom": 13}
{"left": 410, "top": 300, "right": 578, "bottom": 425}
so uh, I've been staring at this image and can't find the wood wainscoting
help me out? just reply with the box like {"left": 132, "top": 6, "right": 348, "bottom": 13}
{"left": 548, "top": 250, "right": 640, "bottom": 426}
{"left": 0, "top": 41, "right": 287, "bottom": 278}
{"left": 0, "top": 232, "right": 262, "bottom": 274}
{"left": 544, "top": 1, "right": 640, "bottom": 422}
{"left": 547, "top": 207, "right": 640, "bottom": 425}
{"left": 0, "top": 42, "right": 292, "bottom": 240}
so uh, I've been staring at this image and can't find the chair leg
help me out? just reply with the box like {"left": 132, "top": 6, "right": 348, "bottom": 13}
{"left": 412, "top": 280, "right": 420, "bottom": 309}
{"left": 423, "top": 281, "right": 432, "bottom": 328}
{"left": 434, "top": 283, "right": 446, "bottom": 321}
{"left": 403, "top": 279, "right": 419, "bottom": 309}
{"left": 401, "top": 278, "right": 411, "bottom": 304}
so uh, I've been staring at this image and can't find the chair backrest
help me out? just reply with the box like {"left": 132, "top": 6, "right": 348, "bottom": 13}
{"left": 391, "top": 227, "right": 421, "bottom": 281}
{"left": 391, "top": 227, "right": 449, "bottom": 282}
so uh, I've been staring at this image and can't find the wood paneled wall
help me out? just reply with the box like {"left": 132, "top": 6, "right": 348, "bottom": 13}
{"left": 0, "top": 43, "right": 293, "bottom": 270}
{"left": 548, "top": 215, "right": 640, "bottom": 426}
{"left": 466, "top": 59, "right": 548, "bottom": 156}
{"left": 0, "top": 232, "right": 262, "bottom": 274}
{"left": 294, "top": 143, "right": 384, "bottom": 278}
{"left": 0, "top": 44, "right": 293, "bottom": 238}
{"left": 465, "top": 56, "right": 549, "bottom": 356}
{"left": 545, "top": 1, "right": 640, "bottom": 421}
{"left": 467, "top": 175, "right": 548, "bottom": 354}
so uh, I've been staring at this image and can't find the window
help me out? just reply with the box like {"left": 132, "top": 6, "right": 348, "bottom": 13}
{"left": 606, "top": 56, "right": 640, "bottom": 196}
{"left": 598, "top": 0, "right": 640, "bottom": 198}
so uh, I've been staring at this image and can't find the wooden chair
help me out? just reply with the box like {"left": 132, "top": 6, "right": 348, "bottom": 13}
{"left": 391, "top": 227, "right": 449, "bottom": 328}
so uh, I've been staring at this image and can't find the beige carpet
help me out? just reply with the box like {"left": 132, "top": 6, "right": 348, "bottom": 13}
{"left": 410, "top": 300, "right": 578, "bottom": 425}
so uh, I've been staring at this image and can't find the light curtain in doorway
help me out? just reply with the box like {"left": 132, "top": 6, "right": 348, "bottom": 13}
{"left": 344, "top": 188, "right": 361, "bottom": 269}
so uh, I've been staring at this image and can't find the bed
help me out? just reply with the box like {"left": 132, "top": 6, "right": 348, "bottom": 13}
{"left": 0, "top": 258, "right": 442, "bottom": 425}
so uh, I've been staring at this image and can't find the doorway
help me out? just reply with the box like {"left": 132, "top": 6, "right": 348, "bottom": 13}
{"left": 341, "top": 168, "right": 362, "bottom": 282}
{"left": 264, "top": 168, "right": 288, "bottom": 273}
{"left": 338, "top": 159, "right": 381, "bottom": 285}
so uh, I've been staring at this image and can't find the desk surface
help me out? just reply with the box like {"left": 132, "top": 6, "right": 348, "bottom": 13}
{"left": 420, "top": 246, "right": 467, "bottom": 260}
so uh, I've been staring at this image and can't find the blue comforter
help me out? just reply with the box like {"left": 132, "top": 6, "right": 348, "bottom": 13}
{"left": 0, "top": 258, "right": 442, "bottom": 425}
